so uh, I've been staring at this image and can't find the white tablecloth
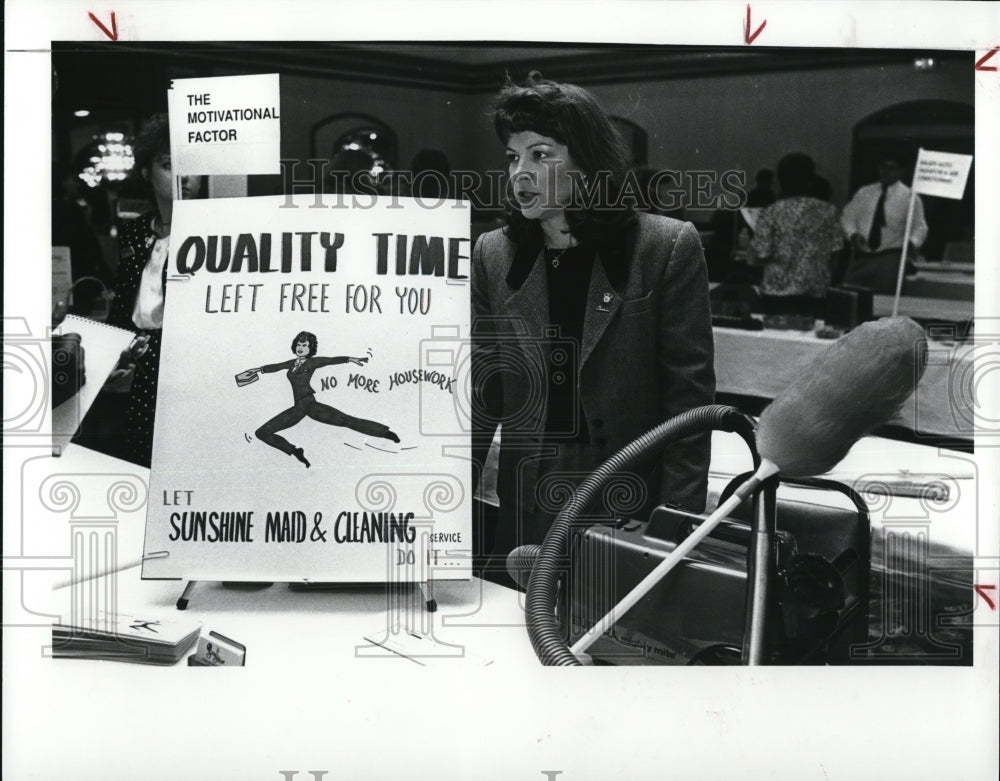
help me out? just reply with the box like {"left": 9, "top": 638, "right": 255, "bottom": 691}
{"left": 714, "top": 326, "right": 977, "bottom": 439}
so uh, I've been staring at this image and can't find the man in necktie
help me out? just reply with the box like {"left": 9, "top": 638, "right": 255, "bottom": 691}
{"left": 867, "top": 181, "right": 888, "bottom": 250}
{"left": 840, "top": 155, "right": 929, "bottom": 293}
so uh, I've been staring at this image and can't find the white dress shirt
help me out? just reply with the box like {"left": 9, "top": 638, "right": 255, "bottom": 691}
{"left": 840, "top": 180, "right": 928, "bottom": 252}
{"left": 131, "top": 237, "right": 169, "bottom": 329}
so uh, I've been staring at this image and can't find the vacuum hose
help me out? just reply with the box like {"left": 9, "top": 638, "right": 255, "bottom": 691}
{"left": 525, "top": 404, "right": 758, "bottom": 666}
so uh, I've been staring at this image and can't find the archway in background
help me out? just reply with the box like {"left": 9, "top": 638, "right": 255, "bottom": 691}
{"left": 851, "top": 100, "right": 974, "bottom": 260}
{"left": 310, "top": 113, "right": 398, "bottom": 182}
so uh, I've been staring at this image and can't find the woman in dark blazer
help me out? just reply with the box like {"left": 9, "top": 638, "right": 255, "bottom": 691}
{"left": 472, "top": 75, "right": 716, "bottom": 565}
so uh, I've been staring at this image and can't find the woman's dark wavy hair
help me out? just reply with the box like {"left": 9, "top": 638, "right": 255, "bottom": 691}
{"left": 129, "top": 113, "right": 172, "bottom": 204}
{"left": 492, "top": 73, "right": 635, "bottom": 246}
{"left": 291, "top": 331, "right": 318, "bottom": 357}
{"left": 134, "top": 114, "right": 171, "bottom": 176}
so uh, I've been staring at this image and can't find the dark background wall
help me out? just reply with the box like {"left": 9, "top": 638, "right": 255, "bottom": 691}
{"left": 53, "top": 43, "right": 974, "bottom": 246}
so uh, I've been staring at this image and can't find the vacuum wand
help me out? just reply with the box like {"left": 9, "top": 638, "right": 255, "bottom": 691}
{"left": 570, "top": 316, "right": 927, "bottom": 661}
{"left": 570, "top": 460, "right": 779, "bottom": 656}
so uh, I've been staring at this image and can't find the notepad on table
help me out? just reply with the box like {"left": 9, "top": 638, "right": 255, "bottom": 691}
{"left": 51, "top": 611, "right": 201, "bottom": 665}
{"left": 51, "top": 314, "right": 135, "bottom": 454}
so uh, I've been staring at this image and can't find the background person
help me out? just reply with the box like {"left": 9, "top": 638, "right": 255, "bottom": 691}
{"left": 750, "top": 152, "right": 843, "bottom": 317}
{"left": 840, "top": 155, "right": 928, "bottom": 293}
{"left": 745, "top": 167, "right": 776, "bottom": 207}
{"left": 103, "top": 114, "right": 203, "bottom": 467}
{"left": 409, "top": 148, "right": 451, "bottom": 202}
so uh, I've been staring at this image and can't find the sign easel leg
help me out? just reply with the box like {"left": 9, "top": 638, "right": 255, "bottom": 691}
{"left": 177, "top": 580, "right": 198, "bottom": 610}
{"left": 418, "top": 580, "right": 437, "bottom": 612}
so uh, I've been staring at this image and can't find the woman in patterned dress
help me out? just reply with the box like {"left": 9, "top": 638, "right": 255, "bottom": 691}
{"left": 105, "top": 115, "right": 203, "bottom": 467}
{"left": 750, "top": 152, "right": 844, "bottom": 317}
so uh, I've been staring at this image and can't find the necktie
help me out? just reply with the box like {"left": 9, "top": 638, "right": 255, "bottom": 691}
{"left": 867, "top": 184, "right": 888, "bottom": 251}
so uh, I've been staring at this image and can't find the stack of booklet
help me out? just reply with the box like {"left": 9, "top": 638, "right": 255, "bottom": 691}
{"left": 51, "top": 611, "right": 201, "bottom": 665}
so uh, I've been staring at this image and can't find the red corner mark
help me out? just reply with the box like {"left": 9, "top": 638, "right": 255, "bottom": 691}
{"left": 88, "top": 11, "right": 118, "bottom": 41}
{"left": 974, "top": 585, "right": 997, "bottom": 610}
{"left": 745, "top": 4, "right": 766, "bottom": 45}
{"left": 975, "top": 47, "right": 999, "bottom": 72}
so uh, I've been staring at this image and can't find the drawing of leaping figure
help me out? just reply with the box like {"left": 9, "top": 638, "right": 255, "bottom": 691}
{"left": 243, "top": 331, "right": 399, "bottom": 468}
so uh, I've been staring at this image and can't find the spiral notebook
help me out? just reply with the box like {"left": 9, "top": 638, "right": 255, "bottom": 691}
{"left": 52, "top": 314, "right": 135, "bottom": 454}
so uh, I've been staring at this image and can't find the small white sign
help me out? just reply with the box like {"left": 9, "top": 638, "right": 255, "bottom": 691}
{"left": 168, "top": 73, "right": 281, "bottom": 175}
{"left": 911, "top": 148, "right": 973, "bottom": 200}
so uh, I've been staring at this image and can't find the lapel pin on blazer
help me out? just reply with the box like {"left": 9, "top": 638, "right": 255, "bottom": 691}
{"left": 598, "top": 292, "right": 614, "bottom": 312}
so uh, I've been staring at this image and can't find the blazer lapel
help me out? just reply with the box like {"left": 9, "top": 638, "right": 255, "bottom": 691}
{"left": 501, "top": 217, "right": 637, "bottom": 373}
{"left": 580, "top": 257, "right": 623, "bottom": 370}
{"left": 580, "top": 222, "right": 635, "bottom": 370}
{"left": 502, "top": 248, "right": 549, "bottom": 437}
{"left": 503, "top": 247, "right": 549, "bottom": 340}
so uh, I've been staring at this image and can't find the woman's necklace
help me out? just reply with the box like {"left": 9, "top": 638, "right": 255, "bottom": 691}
{"left": 548, "top": 246, "right": 572, "bottom": 269}
{"left": 292, "top": 357, "right": 307, "bottom": 372}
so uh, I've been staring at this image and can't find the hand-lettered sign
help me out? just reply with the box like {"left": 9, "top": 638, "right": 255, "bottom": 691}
{"left": 143, "top": 195, "right": 472, "bottom": 583}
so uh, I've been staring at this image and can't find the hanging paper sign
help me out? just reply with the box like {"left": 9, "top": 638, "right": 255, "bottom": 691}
{"left": 142, "top": 195, "right": 472, "bottom": 582}
{"left": 911, "top": 148, "right": 973, "bottom": 200}
{"left": 167, "top": 73, "right": 281, "bottom": 175}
